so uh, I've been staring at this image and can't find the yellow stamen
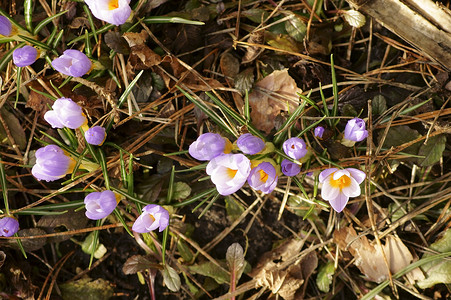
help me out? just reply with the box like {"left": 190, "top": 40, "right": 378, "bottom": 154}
{"left": 329, "top": 173, "right": 351, "bottom": 189}
{"left": 223, "top": 138, "right": 233, "bottom": 154}
{"left": 258, "top": 170, "right": 269, "bottom": 182}
{"left": 147, "top": 214, "right": 156, "bottom": 223}
{"left": 108, "top": 0, "right": 119, "bottom": 10}
{"left": 226, "top": 168, "right": 238, "bottom": 178}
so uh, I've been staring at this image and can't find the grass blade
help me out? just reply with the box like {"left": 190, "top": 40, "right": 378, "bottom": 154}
{"left": 24, "top": 0, "right": 33, "bottom": 32}
{"left": 33, "top": 10, "right": 68, "bottom": 35}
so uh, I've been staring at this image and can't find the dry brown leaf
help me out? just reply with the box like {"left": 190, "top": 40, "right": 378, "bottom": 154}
{"left": 334, "top": 227, "right": 415, "bottom": 283}
{"left": 242, "top": 31, "right": 265, "bottom": 64}
{"left": 123, "top": 30, "right": 149, "bottom": 47}
{"left": 129, "top": 45, "right": 162, "bottom": 70}
{"left": 248, "top": 69, "right": 302, "bottom": 134}
{"left": 249, "top": 239, "right": 317, "bottom": 300}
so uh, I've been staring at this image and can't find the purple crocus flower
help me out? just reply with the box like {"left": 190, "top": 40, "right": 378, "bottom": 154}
{"left": 314, "top": 126, "right": 325, "bottom": 139}
{"left": 236, "top": 133, "right": 265, "bottom": 155}
{"left": 44, "top": 97, "right": 87, "bottom": 129}
{"left": 31, "top": 145, "right": 76, "bottom": 181}
{"left": 282, "top": 137, "right": 307, "bottom": 160}
{"left": 319, "top": 167, "right": 366, "bottom": 212}
{"left": 0, "top": 217, "right": 19, "bottom": 237}
{"left": 344, "top": 118, "right": 368, "bottom": 142}
{"left": 85, "top": 126, "right": 106, "bottom": 146}
{"left": 247, "top": 162, "right": 278, "bottom": 194}
{"left": 0, "top": 16, "right": 12, "bottom": 36}
{"left": 52, "top": 49, "right": 92, "bottom": 77}
{"left": 132, "top": 204, "right": 169, "bottom": 233}
{"left": 206, "top": 153, "right": 251, "bottom": 196}
{"left": 84, "top": 190, "right": 118, "bottom": 220}
{"left": 84, "top": 0, "right": 131, "bottom": 26}
{"left": 13, "top": 46, "right": 38, "bottom": 67}
{"left": 189, "top": 133, "right": 232, "bottom": 161}
{"left": 281, "top": 159, "right": 300, "bottom": 177}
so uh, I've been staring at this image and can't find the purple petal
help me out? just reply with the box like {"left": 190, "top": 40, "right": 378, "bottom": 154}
{"left": 347, "top": 168, "right": 366, "bottom": 184}
{"left": 319, "top": 168, "right": 338, "bottom": 183}
{"left": 329, "top": 192, "right": 349, "bottom": 213}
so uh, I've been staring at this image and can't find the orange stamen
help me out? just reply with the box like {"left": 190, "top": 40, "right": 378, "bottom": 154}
{"left": 108, "top": 0, "right": 119, "bottom": 10}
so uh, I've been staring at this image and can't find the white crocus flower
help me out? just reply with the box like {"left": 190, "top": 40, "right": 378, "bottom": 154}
{"left": 319, "top": 168, "right": 366, "bottom": 212}
{"left": 84, "top": 0, "right": 131, "bottom": 26}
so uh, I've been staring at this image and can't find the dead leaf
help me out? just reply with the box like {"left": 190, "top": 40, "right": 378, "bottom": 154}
{"left": 37, "top": 210, "right": 89, "bottom": 243}
{"left": 242, "top": 31, "right": 265, "bottom": 64}
{"left": 122, "top": 255, "right": 161, "bottom": 275}
{"left": 104, "top": 32, "right": 130, "bottom": 54}
{"left": 334, "top": 227, "right": 415, "bottom": 283}
{"left": 129, "top": 45, "right": 162, "bottom": 70}
{"left": 123, "top": 30, "right": 149, "bottom": 47}
{"left": 68, "top": 17, "right": 89, "bottom": 29}
{"left": 220, "top": 52, "right": 240, "bottom": 81}
{"left": 249, "top": 238, "right": 317, "bottom": 300}
{"left": 248, "top": 69, "right": 302, "bottom": 134}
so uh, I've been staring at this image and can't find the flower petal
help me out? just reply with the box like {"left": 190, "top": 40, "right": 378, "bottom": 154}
{"left": 319, "top": 168, "right": 338, "bottom": 183}
{"left": 341, "top": 177, "right": 361, "bottom": 197}
{"left": 321, "top": 178, "right": 340, "bottom": 200}
{"left": 347, "top": 168, "right": 366, "bottom": 184}
{"left": 329, "top": 192, "right": 349, "bottom": 213}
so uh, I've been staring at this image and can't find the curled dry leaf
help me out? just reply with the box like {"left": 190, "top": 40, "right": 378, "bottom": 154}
{"left": 334, "top": 226, "right": 416, "bottom": 283}
{"left": 249, "top": 238, "right": 317, "bottom": 300}
{"left": 242, "top": 31, "right": 265, "bottom": 64}
{"left": 248, "top": 69, "right": 302, "bottom": 134}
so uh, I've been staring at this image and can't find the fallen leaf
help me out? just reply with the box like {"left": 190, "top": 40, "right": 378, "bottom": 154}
{"left": 129, "top": 45, "right": 162, "bottom": 70}
{"left": 37, "top": 210, "right": 88, "bottom": 243}
{"left": 248, "top": 69, "right": 302, "bottom": 134}
{"left": 417, "top": 135, "right": 446, "bottom": 166}
{"left": 104, "top": 32, "right": 130, "bottom": 54}
{"left": 242, "top": 31, "right": 265, "bottom": 64}
{"left": 122, "top": 255, "right": 161, "bottom": 275}
{"left": 249, "top": 238, "right": 317, "bottom": 300}
{"left": 122, "top": 30, "right": 148, "bottom": 47}
{"left": 334, "top": 227, "right": 415, "bottom": 283}
{"left": 0, "top": 107, "right": 27, "bottom": 150}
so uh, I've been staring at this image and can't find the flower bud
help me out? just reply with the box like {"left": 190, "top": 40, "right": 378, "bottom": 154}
{"left": 189, "top": 133, "right": 232, "bottom": 161}
{"left": 13, "top": 46, "right": 38, "bottom": 67}
{"left": 236, "top": 133, "right": 265, "bottom": 155}
{"left": 31, "top": 145, "right": 76, "bottom": 181}
{"left": 0, "top": 16, "right": 12, "bottom": 36}
{"left": 282, "top": 137, "right": 307, "bottom": 160}
{"left": 0, "top": 216, "right": 19, "bottom": 237}
{"left": 44, "top": 97, "right": 87, "bottom": 129}
{"left": 84, "top": 190, "right": 118, "bottom": 220}
{"left": 85, "top": 126, "right": 106, "bottom": 146}
{"left": 52, "top": 50, "right": 92, "bottom": 77}
{"left": 281, "top": 159, "right": 300, "bottom": 177}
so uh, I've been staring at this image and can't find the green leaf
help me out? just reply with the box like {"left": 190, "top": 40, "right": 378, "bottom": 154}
{"left": 372, "top": 95, "right": 387, "bottom": 115}
{"left": 316, "top": 261, "right": 335, "bottom": 292}
{"left": 162, "top": 265, "right": 181, "bottom": 292}
{"left": 380, "top": 125, "right": 421, "bottom": 155}
{"left": 284, "top": 13, "right": 307, "bottom": 42}
{"left": 81, "top": 232, "right": 107, "bottom": 259}
{"left": 177, "top": 239, "right": 194, "bottom": 262}
{"left": 225, "top": 196, "right": 245, "bottom": 222}
{"left": 417, "top": 135, "right": 446, "bottom": 166}
{"left": 60, "top": 278, "right": 114, "bottom": 300}
{"left": 173, "top": 182, "right": 192, "bottom": 200}
{"left": 418, "top": 229, "right": 451, "bottom": 288}
{"left": 188, "top": 261, "right": 229, "bottom": 284}
{"left": 242, "top": 9, "right": 269, "bottom": 24}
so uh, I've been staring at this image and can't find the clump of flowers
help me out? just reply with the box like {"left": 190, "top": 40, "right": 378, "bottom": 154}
{"left": 319, "top": 168, "right": 366, "bottom": 212}
{"left": 12, "top": 45, "right": 38, "bottom": 67}
{"left": 85, "top": 126, "right": 107, "bottom": 146}
{"left": 341, "top": 118, "right": 368, "bottom": 147}
{"left": 44, "top": 97, "right": 87, "bottom": 129}
{"left": 84, "top": 0, "right": 132, "bottom": 26}
{"left": 132, "top": 204, "right": 169, "bottom": 233}
{"left": 31, "top": 145, "right": 76, "bottom": 181}
{"left": 0, "top": 216, "right": 19, "bottom": 237}
{"left": 84, "top": 190, "right": 118, "bottom": 220}
{"left": 51, "top": 49, "right": 92, "bottom": 77}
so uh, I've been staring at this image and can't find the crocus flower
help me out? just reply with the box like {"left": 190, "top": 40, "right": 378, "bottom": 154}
{"left": 84, "top": 0, "right": 131, "bottom": 26}
{"left": 342, "top": 118, "right": 368, "bottom": 145}
{"left": 281, "top": 159, "right": 300, "bottom": 177}
{"left": 13, "top": 46, "right": 38, "bottom": 67}
{"left": 0, "top": 217, "right": 19, "bottom": 237}
{"left": 0, "top": 16, "right": 12, "bottom": 36}
{"left": 132, "top": 204, "right": 169, "bottom": 233}
{"left": 319, "top": 167, "right": 366, "bottom": 213}
{"left": 52, "top": 49, "right": 92, "bottom": 77}
{"left": 44, "top": 97, "right": 87, "bottom": 129}
{"left": 84, "top": 190, "right": 118, "bottom": 220}
{"left": 282, "top": 137, "right": 307, "bottom": 160}
{"left": 314, "top": 126, "right": 325, "bottom": 139}
{"left": 236, "top": 133, "right": 265, "bottom": 155}
{"left": 206, "top": 154, "right": 251, "bottom": 196}
{"left": 32, "top": 145, "right": 76, "bottom": 181}
{"left": 189, "top": 133, "right": 232, "bottom": 161}
{"left": 247, "top": 162, "right": 278, "bottom": 194}
{"left": 85, "top": 126, "right": 106, "bottom": 146}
